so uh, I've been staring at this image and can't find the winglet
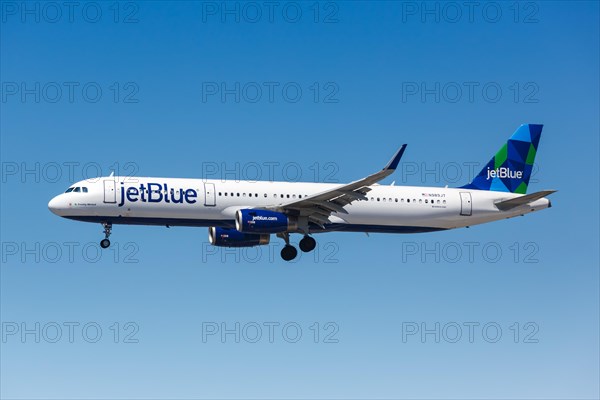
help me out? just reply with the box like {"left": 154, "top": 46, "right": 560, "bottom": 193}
{"left": 383, "top": 144, "right": 407, "bottom": 171}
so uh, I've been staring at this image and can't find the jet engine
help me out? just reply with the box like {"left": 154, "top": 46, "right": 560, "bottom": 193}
{"left": 208, "top": 227, "right": 270, "bottom": 247}
{"left": 235, "top": 209, "right": 297, "bottom": 233}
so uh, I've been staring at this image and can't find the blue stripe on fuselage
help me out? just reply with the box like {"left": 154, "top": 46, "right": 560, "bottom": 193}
{"left": 63, "top": 215, "right": 445, "bottom": 234}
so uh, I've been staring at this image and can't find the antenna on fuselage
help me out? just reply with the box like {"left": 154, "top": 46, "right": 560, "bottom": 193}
{"left": 109, "top": 171, "right": 114, "bottom": 177}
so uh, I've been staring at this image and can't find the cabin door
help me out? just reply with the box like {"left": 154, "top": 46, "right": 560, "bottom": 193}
{"left": 459, "top": 192, "right": 472, "bottom": 216}
{"left": 103, "top": 179, "right": 116, "bottom": 203}
{"left": 204, "top": 183, "right": 216, "bottom": 206}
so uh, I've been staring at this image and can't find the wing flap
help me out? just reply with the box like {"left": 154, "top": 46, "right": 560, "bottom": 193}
{"left": 306, "top": 200, "right": 349, "bottom": 214}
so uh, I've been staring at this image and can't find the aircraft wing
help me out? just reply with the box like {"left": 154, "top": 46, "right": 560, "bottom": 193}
{"left": 494, "top": 190, "right": 557, "bottom": 211}
{"left": 264, "top": 145, "right": 407, "bottom": 228}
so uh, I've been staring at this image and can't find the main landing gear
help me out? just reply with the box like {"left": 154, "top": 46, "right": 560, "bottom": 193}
{"left": 299, "top": 235, "right": 316, "bottom": 253}
{"left": 100, "top": 222, "right": 112, "bottom": 249}
{"left": 281, "top": 244, "right": 298, "bottom": 262}
{"left": 278, "top": 233, "right": 317, "bottom": 261}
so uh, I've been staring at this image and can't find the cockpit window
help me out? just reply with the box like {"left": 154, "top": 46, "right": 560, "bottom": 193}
{"left": 73, "top": 187, "right": 81, "bottom": 192}
{"left": 65, "top": 187, "right": 74, "bottom": 193}
{"left": 82, "top": 187, "right": 88, "bottom": 193}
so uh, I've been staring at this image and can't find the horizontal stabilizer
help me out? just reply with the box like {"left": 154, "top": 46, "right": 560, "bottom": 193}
{"left": 495, "top": 190, "right": 557, "bottom": 211}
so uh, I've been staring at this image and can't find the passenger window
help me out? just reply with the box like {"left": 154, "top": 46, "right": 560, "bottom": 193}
{"left": 407, "top": 199, "right": 410, "bottom": 203}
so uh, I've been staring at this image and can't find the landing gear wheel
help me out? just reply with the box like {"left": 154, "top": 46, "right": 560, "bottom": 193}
{"left": 100, "top": 222, "right": 112, "bottom": 249}
{"left": 299, "top": 235, "right": 316, "bottom": 253}
{"left": 281, "top": 245, "right": 298, "bottom": 261}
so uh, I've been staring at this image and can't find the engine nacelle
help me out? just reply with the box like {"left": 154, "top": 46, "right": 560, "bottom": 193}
{"left": 208, "top": 227, "right": 270, "bottom": 247}
{"left": 235, "top": 209, "right": 297, "bottom": 233}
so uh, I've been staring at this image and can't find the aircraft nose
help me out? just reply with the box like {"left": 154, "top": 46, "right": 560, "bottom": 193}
{"left": 48, "top": 195, "right": 63, "bottom": 215}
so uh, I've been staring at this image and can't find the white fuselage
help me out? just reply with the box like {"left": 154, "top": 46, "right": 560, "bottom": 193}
{"left": 48, "top": 176, "right": 551, "bottom": 234}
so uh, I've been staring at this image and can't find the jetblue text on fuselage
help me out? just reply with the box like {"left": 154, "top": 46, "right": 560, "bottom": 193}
{"left": 118, "top": 182, "right": 197, "bottom": 207}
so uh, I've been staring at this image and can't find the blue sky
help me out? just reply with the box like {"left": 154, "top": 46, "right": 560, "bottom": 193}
{"left": 1, "top": 1, "right": 599, "bottom": 399}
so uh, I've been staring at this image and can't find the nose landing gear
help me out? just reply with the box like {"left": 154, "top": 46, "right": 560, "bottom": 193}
{"left": 100, "top": 222, "right": 112, "bottom": 249}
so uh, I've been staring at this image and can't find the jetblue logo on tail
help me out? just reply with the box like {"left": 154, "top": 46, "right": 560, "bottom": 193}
{"left": 461, "top": 124, "right": 543, "bottom": 194}
{"left": 486, "top": 167, "right": 523, "bottom": 180}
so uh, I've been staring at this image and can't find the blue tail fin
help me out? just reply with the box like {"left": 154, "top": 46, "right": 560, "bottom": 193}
{"left": 461, "top": 124, "right": 543, "bottom": 194}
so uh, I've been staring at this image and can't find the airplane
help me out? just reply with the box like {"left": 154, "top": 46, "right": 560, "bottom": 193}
{"left": 48, "top": 124, "right": 555, "bottom": 261}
